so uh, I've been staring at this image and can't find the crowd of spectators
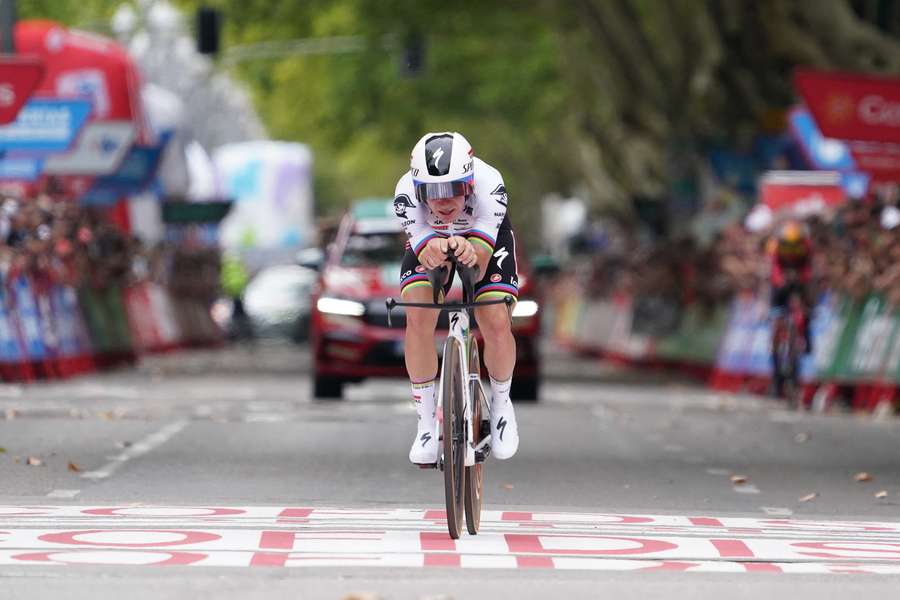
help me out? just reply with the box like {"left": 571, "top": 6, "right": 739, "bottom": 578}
{"left": 0, "top": 189, "right": 220, "bottom": 303}
{"left": 563, "top": 184, "right": 900, "bottom": 315}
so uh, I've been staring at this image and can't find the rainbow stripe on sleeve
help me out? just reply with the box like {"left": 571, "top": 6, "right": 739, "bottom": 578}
{"left": 466, "top": 229, "right": 496, "bottom": 253}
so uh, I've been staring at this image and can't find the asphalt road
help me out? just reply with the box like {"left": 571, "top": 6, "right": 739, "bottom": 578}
{"left": 1, "top": 341, "right": 899, "bottom": 599}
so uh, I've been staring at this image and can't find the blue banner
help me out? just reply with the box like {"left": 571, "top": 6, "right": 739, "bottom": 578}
{"left": 81, "top": 133, "right": 170, "bottom": 205}
{"left": 0, "top": 98, "right": 92, "bottom": 153}
{"left": 0, "top": 292, "right": 21, "bottom": 362}
{"left": 13, "top": 277, "right": 46, "bottom": 360}
{"left": 0, "top": 157, "right": 43, "bottom": 181}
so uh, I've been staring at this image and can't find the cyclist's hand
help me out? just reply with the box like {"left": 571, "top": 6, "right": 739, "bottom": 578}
{"left": 420, "top": 237, "right": 450, "bottom": 270}
{"left": 447, "top": 236, "right": 477, "bottom": 268}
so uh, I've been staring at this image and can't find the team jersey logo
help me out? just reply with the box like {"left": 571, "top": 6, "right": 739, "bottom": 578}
{"left": 393, "top": 194, "right": 415, "bottom": 218}
{"left": 491, "top": 184, "right": 508, "bottom": 207}
{"left": 493, "top": 246, "right": 509, "bottom": 269}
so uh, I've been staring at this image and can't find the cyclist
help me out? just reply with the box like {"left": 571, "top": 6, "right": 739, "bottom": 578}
{"left": 767, "top": 220, "right": 814, "bottom": 389}
{"left": 395, "top": 132, "right": 519, "bottom": 464}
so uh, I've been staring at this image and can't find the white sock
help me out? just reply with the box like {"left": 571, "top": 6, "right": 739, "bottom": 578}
{"left": 411, "top": 379, "right": 436, "bottom": 429}
{"left": 490, "top": 376, "right": 512, "bottom": 407}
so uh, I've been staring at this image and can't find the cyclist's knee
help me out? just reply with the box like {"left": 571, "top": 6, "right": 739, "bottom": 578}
{"left": 476, "top": 302, "right": 512, "bottom": 337}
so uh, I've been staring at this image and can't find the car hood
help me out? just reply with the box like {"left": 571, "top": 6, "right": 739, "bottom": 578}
{"left": 320, "top": 265, "right": 401, "bottom": 300}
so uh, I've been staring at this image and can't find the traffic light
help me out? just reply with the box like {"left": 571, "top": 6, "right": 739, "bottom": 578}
{"left": 401, "top": 31, "right": 425, "bottom": 76}
{"left": 196, "top": 6, "right": 222, "bottom": 56}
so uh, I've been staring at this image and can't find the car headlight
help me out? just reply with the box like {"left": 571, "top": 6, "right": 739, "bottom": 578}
{"left": 512, "top": 300, "right": 539, "bottom": 318}
{"left": 316, "top": 297, "right": 366, "bottom": 317}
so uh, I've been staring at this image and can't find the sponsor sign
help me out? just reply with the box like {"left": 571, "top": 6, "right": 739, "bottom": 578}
{"left": 43, "top": 121, "right": 135, "bottom": 176}
{"left": 0, "top": 157, "right": 43, "bottom": 181}
{"left": 795, "top": 69, "right": 900, "bottom": 144}
{"left": 0, "top": 57, "right": 45, "bottom": 124}
{"left": 759, "top": 170, "right": 845, "bottom": 213}
{"left": 81, "top": 133, "right": 171, "bottom": 204}
{"left": 0, "top": 98, "right": 91, "bottom": 153}
{"left": 788, "top": 107, "right": 855, "bottom": 171}
{"left": 847, "top": 140, "right": 900, "bottom": 183}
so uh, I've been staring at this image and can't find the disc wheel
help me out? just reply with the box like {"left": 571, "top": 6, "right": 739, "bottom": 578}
{"left": 441, "top": 337, "right": 465, "bottom": 539}
{"left": 464, "top": 339, "right": 484, "bottom": 535}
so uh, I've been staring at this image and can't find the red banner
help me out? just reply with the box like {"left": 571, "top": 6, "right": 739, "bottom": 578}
{"left": 759, "top": 171, "right": 845, "bottom": 213}
{"left": 794, "top": 69, "right": 900, "bottom": 144}
{"left": 0, "top": 56, "right": 44, "bottom": 124}
{"left": 847, "top": 141, "right": 900, "bottom": 182}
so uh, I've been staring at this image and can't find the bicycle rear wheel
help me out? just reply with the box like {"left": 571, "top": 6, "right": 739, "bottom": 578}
{"left": 465, "top": 339, "right": 484, "bottom": 535}
{"left": 441, "top": 337, "right": 465, "bottom": 539}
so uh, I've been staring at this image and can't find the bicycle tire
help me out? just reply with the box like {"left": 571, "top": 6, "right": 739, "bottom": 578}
{"left": 442, "top": 337, "right": 465, "bottom": 539}
{"left": 464, "top": 339, "right": 484, "bottom": 535}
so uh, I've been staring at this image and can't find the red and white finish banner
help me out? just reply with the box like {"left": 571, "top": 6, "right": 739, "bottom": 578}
{"left": 1, "top": 506, "right": 900, "bottom": 573}
{"left": 795, "top": 69, "right": 900, "bottom": 144}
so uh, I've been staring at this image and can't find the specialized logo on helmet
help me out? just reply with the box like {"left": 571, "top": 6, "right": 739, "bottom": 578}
{"left": 424, "top": 134, "right": 454, "bottom": 176}
{"left": 491, "top": 184, "right": 508, "bottom": 207}
{"left": 490, "top": 273, "right": 502, "bottom": 283}
{"left": 393, "top": 194, "right": 415, "bottom": 218}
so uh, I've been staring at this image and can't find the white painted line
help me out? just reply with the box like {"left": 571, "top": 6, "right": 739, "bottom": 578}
{"left": 705, "top": 468, "right": 731, "bottom": 476}
{"left": 243, "top": 414, "right": 286, "bottom": 423}
{"left": 733, "top": 484, "right": 760, "bottom": 494}
{"left": 761, "top": 506, "right": 793, "bottom": 517}
{"left": 45, "top": 490, "right": 80, "bottom": 499}
{"left": 81, "top": 419, "right": 188, "bottom": 481}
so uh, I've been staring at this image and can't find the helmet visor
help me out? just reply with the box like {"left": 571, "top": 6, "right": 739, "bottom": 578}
{"left": 414, "top": 179, "right": 473, "bottom": 203}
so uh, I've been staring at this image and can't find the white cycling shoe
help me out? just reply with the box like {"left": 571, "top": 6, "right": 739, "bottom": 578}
{"left": 409, "top": 425, "right": 439, "bottom": 464}
{"left": 490, "top": 397, "right": 519, "bottom": 460}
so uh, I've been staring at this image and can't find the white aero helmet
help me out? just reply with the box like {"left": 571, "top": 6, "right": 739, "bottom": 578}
{"left": 410, "top": 131, "right": 474, "bottom": 203}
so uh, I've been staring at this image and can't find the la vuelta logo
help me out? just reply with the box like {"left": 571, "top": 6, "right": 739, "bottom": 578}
{"left": 858, "top": 95, "right": 900, "bottom": 127}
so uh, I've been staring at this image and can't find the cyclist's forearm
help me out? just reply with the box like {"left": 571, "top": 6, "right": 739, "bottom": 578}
{"left": 472, "top": 244, "right": 492, "bottom": 280}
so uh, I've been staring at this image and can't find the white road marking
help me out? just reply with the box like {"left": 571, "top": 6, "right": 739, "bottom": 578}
{"left": 733, "top": 484, "right": 761, "bottom": 494}
{"left": 243, "top": 414, "right": 286, "bottom": 423}
{"left": 1, "top": 506, "right": 900, "bottom": 573}
{"left": 45, "top": 490, "right": 80, "bottom": 499}
{"left": 706, "top": 468, "right": 731, "bottom": 476}
{"left": 762, "top": 507, "right": 794, "bottom": 517}
{"left": 81, "top": 419, "right": 189, "bottom": 481}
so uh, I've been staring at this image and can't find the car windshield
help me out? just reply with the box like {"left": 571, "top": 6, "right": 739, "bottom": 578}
{"left": 341, "top": 232, "right": 406, "bottom": 267}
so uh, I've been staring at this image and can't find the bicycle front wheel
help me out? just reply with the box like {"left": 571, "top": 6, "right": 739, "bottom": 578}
{"left": 464, "top": 338, "right": 484, "bottom": 535}
{"left": 441, "top": 337, "right": 465, "bottom": 539}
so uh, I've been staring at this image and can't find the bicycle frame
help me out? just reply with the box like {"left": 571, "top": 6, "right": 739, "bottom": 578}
{"left": 437, "top": 307, "right": 491, "bottom": 467}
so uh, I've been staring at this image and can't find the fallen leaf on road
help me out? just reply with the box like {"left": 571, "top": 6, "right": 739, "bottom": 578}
{"left": 0, "top": 447, "right": 6, "bottom": 454}
{"left": 799, "top": 493, "right": 818, "bottom": 502}
{"left": 26, "top": 456, "right": 42, "bottom": 466}
{"left": 854, "top": 472, "right": 873, "bottom": 482}
{"left": 4, "top": 408, "right": 16, "bottom": 420}
{"left": 98, "top": 411, "right": 116, "bottom": 421}
{"left": 67, "top": 462, "right": 81, "bottom": 472}
{"left": 341, "top": 594, "right": 382, "bottom": 600}
{"left": 794, "top": 432, "right": 810, "bottom": 443}
{"left": 875, "top": 490, "right": 889, "bottom": 499}
{"left": 730, "top": 475, "right": 748, "bottom": 485}
{"left": 502, "top": 484, "right": 514, "bottom": 490}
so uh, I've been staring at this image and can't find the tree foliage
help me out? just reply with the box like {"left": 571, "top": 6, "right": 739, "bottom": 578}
{"left": 15, "top": 0, "right": 900, "bottom": 239}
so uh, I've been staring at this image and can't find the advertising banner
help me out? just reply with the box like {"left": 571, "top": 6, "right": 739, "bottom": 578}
{"left": 12, "top": 278, "right": 46, "bottom": 360}
{"left": 0, "top": 57, "right": 45, "bottom": 125}
{"left": 215, "top": 141, "right": 314, "bottom": 252}
{"left": 0, "top": 98, "right": 91, "bottom": 153}
{"left": 794, "top": 69, "right": 900, "bottom": 144}
{"left": 759, "top": 170, "right": 846, "bottom": 213}
{"left": 43, "top": 121, "right": 136, "bottom": 176}
{"left": 0, "top": 294, "right": 21, "bottom": 362}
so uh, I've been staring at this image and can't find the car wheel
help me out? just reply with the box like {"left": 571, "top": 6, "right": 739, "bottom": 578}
{"left": 314, "top": 376, "right": 344, "bottom": 400}
{"left": 510, "top": 376, "right": 539, "bottom": 402}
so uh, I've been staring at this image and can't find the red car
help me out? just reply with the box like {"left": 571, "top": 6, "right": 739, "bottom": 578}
{"left": 311, "top": 199, "right": 541, "bottom": 400}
